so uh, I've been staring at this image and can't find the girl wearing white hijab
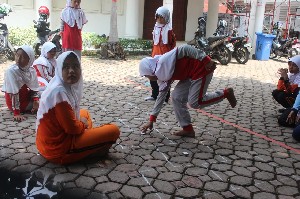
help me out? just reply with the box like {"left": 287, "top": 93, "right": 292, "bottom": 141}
{"left": 272, "top": 54, "right": 300, "bottom": 110}
{"left": 145, "top": 6, "right": 176, "bottom": 102}
{"left": 2, "top": 45, "right": 39, "bottom": 122}
{"left": 36, "top": 51, "right": 120, "bottom": 165}
{"left": 139, "top": 45, "right": 237, "bottom": 137}
{"left": 60, "top": 0, "right": 88, "bottom": 59}
{"left": 33, "top": 42, "right": 57, "bottom": 91}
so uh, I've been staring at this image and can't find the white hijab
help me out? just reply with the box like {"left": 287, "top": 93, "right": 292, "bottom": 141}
{"left": 139, "top": 47, "right": 178, "bottom": 90}
{"left": 61, "top": 0, "right": 88, "bottom": 29}
{"left": 153, "top": 6, "right": 172, "bottom": 45}
{"left": 33, "top": 42, "right": 57, "bottom": 75}
{"left": 36, "top": 51, "right": 83, "bottom": 128}
{"left": 288, "top": 55, "right": 300, "bottom": 85}
{"left": 2, "top": 45, "right": 39, "bottom": 94}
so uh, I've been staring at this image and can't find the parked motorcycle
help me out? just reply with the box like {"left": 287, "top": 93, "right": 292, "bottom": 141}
{"left": 188, "top": 17, "right": 232, "bottom": 65}
{"left": 228, "top": 29, "right": 251, "bottom": 64}
{"left": 215, "top": 27, "right": 250, "bottom": 64}
{"left": 33, "top": 20, "right": 62, "bottom": 57}
{"left": 33, "top": 6, "right": 62, "bottom": 57}
{"left": 270, "top": 29, "right": 298, "bottom": 59}
{"left": 0, "top": 4, "right": 14, "bottom": 61}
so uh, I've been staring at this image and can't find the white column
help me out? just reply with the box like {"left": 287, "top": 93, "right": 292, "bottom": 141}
{"left": 206, "top": 0, "right": 219, "bottom": 37}
{"left": 35, "top": 0, "right": 52, "bottom": 26}
{"left": 124, "top": 0, "right": 140, "bottom": 39}
{"left": 250, "top": 0, "right": 266, "bottom": 56}
{"left": 185, "top": 0, "right": 204, "bottom": 41}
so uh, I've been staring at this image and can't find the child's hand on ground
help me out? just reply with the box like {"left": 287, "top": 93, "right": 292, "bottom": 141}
{"left": 286, "top": 110, "right": 296, "bottom": 125}
{"left": 141, "top": 121, "right": 153, "bottom": 134}
{"left": 13, "top": 115, "right": 26, "bottom": 122}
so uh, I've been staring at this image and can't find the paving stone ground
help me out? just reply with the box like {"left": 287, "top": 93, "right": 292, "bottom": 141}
{"left": 0, "top": 54, "right": 300, "bottom": 199}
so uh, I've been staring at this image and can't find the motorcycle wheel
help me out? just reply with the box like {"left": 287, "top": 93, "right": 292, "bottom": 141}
{"left": 215, "top": 45, "right": 231, "bottom": 65}
{"left": 269, "top": 46, "right": 277, "bottom": 59}
{"left": 288, "top": 48, "right": 298, "bottom": 58}
{"left": 34, "top": 43, "right": 42, "bottom": 56}
{"left": 235, "top": 46, "right": 249, "bottom": 64}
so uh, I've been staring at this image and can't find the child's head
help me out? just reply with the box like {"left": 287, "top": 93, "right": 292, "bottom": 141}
{"left": 15, "top": 45, "right": 34, "bottom": 69}
{"left": 42, "top": 42, "right": 56, "bottom": 59}
{"left": 15, "top": 49, "right": 29, "bottom": 68}
{"left": 62, "top": 52, "right": 81, "bottom": 85}
{"left": 155, "top": 6, "right": 170, "bottom": 24}
{"left": 70, "top": 0, "right": 81, "bottom": 8}
{"left": 288, "top": 55, "right": 300, "bottom": 74}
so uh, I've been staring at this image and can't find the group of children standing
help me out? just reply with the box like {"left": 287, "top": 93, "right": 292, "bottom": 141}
{"left": 1, "top": 4, "right": 239, "bottom": 165}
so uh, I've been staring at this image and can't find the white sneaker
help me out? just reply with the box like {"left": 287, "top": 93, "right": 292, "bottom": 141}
{"left": 144, "top": 96, "right": 156, "bottom": 101}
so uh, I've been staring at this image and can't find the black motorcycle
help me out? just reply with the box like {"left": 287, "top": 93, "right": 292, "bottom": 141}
{"left": 228, "top": 29, "right": 251, "bottom": 64}
{"left": 33, "top": 19, "right": 62, "bottom": 57}
{"left": 188, "top": 17, "right": 232, "bottom": 65}
{"left": 270, "top": 29, "right": 298, "bottom": 59}
{"left": 0, "top": 12, "right": 14, "bottom": 61}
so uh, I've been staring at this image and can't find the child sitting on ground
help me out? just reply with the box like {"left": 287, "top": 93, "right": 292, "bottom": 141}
{"left": 272, "top": 55, "right": 300, "bottom": 112}
{"left": 2, "top": 45, "right": 39, "bottom": 122}
{"left": 36, "top": 51, "right": 120, "bottom": 165}
{"left": 33, "top": 42, "right": 57, "bottom": 91}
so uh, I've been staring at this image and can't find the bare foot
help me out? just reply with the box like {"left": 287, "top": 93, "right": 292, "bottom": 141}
{"left": 172, "top": 130, "right": 195, "bottom": 138}
{"left": 225, "top": 88, "right": 237, "bottom": 108}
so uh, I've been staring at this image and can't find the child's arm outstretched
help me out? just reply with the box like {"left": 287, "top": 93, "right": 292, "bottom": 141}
{"left": 141, "top": 86, "right": 170, "bottom": 133}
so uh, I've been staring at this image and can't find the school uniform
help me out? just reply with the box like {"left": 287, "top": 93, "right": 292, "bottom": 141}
{"left": 60, "top": 0, "right": 87, "bottom": 59}
{"left": 272, "top": 55, "right": 300, "bottom": 108}
{"left": 36, "top": 51, "right": 120, "bottom": 165}
{"left": 148, "top": 6, "right": 176, "bottom": 102}
{"left": 2, "top": 45, "right": 39, "bottom": 116}
{"left": 33, "top": 42, "right": 57, "bottom": 91}
{"left": 140, "top": 44, "right": 229, "bottom": 131}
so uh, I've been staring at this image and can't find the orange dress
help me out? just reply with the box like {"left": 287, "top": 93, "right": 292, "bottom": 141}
{"left": 36, "top": 101, "right": 120, "bottom": 165}
{"left": 152, "top": 30, "right": 176, "bottom": 57}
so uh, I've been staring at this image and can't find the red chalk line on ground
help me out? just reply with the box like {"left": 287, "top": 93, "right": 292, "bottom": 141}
{"left": 125, "top": 78, "right": 300, "bottom": 154}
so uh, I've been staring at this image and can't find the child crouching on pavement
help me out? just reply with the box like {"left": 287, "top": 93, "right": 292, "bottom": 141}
{"left": 139, "top": 44, "right": 237, "bottom": 137}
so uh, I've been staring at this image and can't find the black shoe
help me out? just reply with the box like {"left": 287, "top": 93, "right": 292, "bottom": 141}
{"left": 278, "top": 108, "right": 286, "bottom": 113}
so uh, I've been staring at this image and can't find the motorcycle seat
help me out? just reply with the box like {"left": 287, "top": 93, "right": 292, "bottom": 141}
{"left": 207, "top": 36, "right": 226, "bottom": 42}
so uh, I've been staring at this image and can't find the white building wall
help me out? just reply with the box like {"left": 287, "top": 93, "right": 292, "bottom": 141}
{"left": 0, "top": 0, "right": 128, "bottom": 38}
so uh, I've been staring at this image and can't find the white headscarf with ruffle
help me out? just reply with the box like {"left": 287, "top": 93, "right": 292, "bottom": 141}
{"left": 2, "top": 45, "right": 39, "bottom": 94}
{"left": 33, "top": 42, "right": 57, "bottom": 77}
{"left": 139, "top": 47, "right": 178, "bottom": 91}
{"left": 153, "top": 6, "right": 172, "bottom": 45}
{"left": 61, "top": 0, "right": 88, "bottom": 29}
{"left": 36, "top": 51, "right": 83, "bottom": 128}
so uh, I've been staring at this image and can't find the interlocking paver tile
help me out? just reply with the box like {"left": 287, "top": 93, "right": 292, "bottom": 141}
{"left": 0, "top": 57, "right": 300, "bottom": 198}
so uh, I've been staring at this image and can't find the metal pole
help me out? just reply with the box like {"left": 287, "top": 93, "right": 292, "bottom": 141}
{"left": 270, "top": 0, "right": 276, "bottom": 34}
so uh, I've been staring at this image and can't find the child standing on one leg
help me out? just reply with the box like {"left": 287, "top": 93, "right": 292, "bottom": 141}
{"left": 139, "top": 44, "right": 237, "bottom": 137}
{"left": 144, "top": 6, "right": 176, "bottom": 103}
{"left": 60, "top": 0, "right": 87, "bottom": 59}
